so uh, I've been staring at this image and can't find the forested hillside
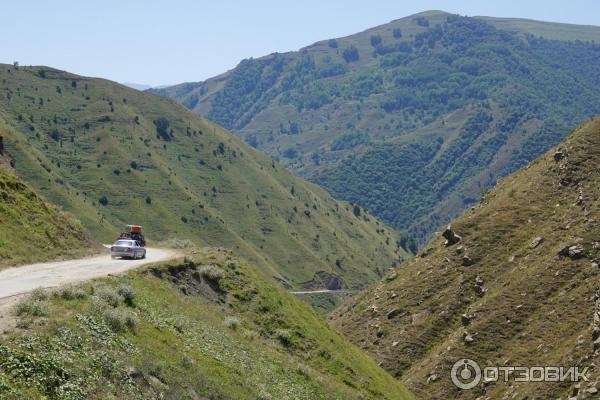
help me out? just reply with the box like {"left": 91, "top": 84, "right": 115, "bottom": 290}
{"left": 0, "top": 64, "right": 409, "bottom": 289}
{"left": 153, "top": 10, "right": 600, "bottom": 244}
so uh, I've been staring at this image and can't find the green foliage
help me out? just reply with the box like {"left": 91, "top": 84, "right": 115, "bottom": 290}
{"left": 0, "top": 63, "right": 408, "bottom": 289}
{"left": 331, "top": 117, "right": 600, "bottom": 399}
{"left": 0, "top": 250, "right": 414, "bottom": 399}
{"left": 330, "top": 132, "right": 370, "bottom": 151}
{"left": 0, "top": 164, "right": 95, "bottom": 268}
{"left": 157, "top": 13, "right": 600, "bottom": 245}
{"left": 342, "top": 46, "right": 360, "bottom": 63}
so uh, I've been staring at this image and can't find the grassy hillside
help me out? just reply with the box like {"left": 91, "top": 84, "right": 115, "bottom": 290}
{"left": 0, "top": 248, "right": 414, "bottom": 400}
{"left": 153, "top": 11, "right": 600, "bottom": 245}
{"left": 0, "top": 64, "right": 410, "bottom": 289}
{"left": 477, "top": 15, "right": 600, "bottom": 42}
{"left": 0, "top": 156, "right": 96, "bottom": 268}
{"left": 330, "top": 116, "right": 600, "bottom": 399}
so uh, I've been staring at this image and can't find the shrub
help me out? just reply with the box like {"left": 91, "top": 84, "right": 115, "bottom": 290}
{"left": 99, "top": 196, "right": 109, "bottom": 206}
{"left": 55, "top": 285, "right": 75, "bottom": 300}
{"left": 95, "top": 286, "right": 120, "bottom": 307}
{"left": 224, "top": 316, "right": 240, "bottom": 330}
{"left": 393, "top": 28, "right": 402, "bottom": 38}
{"left": 242, "top": 329, "right": 259, "bottom": 340}
{"left": 370, "top": 35, "right": 382, "bottom": 47}
{"left": 198, "top": 264, "right": 225, "bottom": 281}
{"left": 274, "top": 329, "right": 292, "bottom": 346}
{"left": 30, "top": 287, "right": 48, "bottom": 301}
{"left": 13, "top": 298, "right": 48, "bottom": 317}
{"left": 342, "top": 46, "right": 359, "bottom": 63}
{"left": 118, "top": 286, "right": 136, "bottom": 307}
{"left": 103, "top": 308, "right": 138, "bottom": 333}
{"left": 327, "top": 38, "right": 338, "bottom": 48}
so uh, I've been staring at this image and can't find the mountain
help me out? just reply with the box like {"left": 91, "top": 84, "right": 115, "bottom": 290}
{"left": 0, "top": 64, "right": 410, "bottom": 289}
{"left": 0, "top": 248, "right": 414, "bottom": 399}
{"left": 329, "top": 116, "right": 600, "bottom": 399}
{"left": 122, "top": 82, "right": 153, "bottom": 91}
{"left": 0, "top": 134, "right": 97, "bottom": 267}
{"left": 151, "top": 10, "right": 600, "bottom": 245}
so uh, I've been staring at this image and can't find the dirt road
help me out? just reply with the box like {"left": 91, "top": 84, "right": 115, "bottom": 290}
{"left": 0, "top": 247, "right": 180, "bottom": 299}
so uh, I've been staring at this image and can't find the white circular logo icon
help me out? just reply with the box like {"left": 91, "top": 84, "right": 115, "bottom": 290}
{"left": 451, "top": 359, "right": 481, "bottom": 390}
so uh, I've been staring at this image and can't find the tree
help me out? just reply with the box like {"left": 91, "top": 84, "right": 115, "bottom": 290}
{"left": 99, "top": 196, "right": 109, "bottom": 206}
{"left": 370, "top": 35, "right": 382, "bottom": 47}
{"left": 393, "top": 28, "right": 402, "bottom": 39}
{"left": 342, "top": 46, "right": 360, "bottom": 63}
{"left": 328, "top": 39, "right": 338, "bottom": 48}
{"left": 155, "top": 117, "right": 172, "bottom": 141}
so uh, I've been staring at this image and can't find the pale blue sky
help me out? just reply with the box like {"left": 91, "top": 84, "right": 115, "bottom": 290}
{"left": 2, "top": 1, "right": 598, "bottom": 86}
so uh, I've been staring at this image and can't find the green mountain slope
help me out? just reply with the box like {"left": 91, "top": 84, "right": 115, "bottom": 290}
{"left": 0, "top": 143, "right": 96, "bottom": 267}
{"left": 477, "top": 15, "right": 600, "bottom": 42}
{"left": 152, "top": 11, "right": 600, "bottom": 245}
{"left": 0, "top": 64, "right": 409, "bottom": 289}
{"left": 330, "top": 116, "right": 600, "bottom": 399}
{"left": 0, "top": 248, "right": 414, "bottom": 399}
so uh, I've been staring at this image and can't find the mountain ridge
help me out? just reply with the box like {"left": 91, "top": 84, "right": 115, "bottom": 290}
{"left": 0, "top": 63, "right": 409, "bottom": 289}
{"left": 330, "top": 115, "right": 600, "bottom": 399}
{"left": 151, "top": 11, "right": 600, "bottom": 245}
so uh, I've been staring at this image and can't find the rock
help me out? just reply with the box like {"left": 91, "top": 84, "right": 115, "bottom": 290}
{"left": 463, "top": 332, "right": 474, "bottom": 343}
{"left": 559, "top": 244, "right": 585, "bottom": 259}
{"left": 387, "top": 309, "right": 406, "bottom": 320}
{"left": 390, "top": 292, "right": 398, "bottom": 299}
{"left": 461, "top": 314, "right": 474, "bottom": 326}
{"left": 475, "top": 276, "right": 484, "bottom": 286}
{"left": 386, "top": 272, "right": 398, "bottom": 281}
{"left": 427, "top": 374, "right": 438, "bottom": 384}
{"left": 592, "top": 262, "right": 599, "bottom": 269}
{"left": 475, "top": 285, "right": 487, "bottom": 296}
{"left": 127, "top": 367, "right": 144, "bottom": 379}
{"left": 376, "top": 328, "right": 384, "bottom": 338}
{"left": 392, "top": 341, "right": 399, "bottom": 347}
{"left": 442, "top": 225, "right": 461, "bottom": 246}
{"left": 553, "top": 150, "right": 565, "bottom": 161}
{"left": 462, "top": 255, "right": 474, "bottom": 266}
{"left": 529, "top": 237, "right": 544, "bottom": 249}
{"left": 587, "top": 386, "right": 598, "bottom": 395}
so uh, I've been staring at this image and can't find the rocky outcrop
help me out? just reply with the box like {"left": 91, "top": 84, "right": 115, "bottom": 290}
{"left": 442, "top": 225, "right": 461, "bottom": 246}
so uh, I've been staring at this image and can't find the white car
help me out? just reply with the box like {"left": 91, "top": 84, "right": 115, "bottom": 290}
{"left": 110, "top": 240, "right": 146, "bottom": 260}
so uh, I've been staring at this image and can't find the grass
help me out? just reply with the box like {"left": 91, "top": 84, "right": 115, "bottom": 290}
{"left": 1, "top": 248, "right": 414, "bottom": 400}
{"left": 331, "top": 116, "right": 600, "bottom": 399}
{"left": 0, "top": 163, "right": 99, "bottom": 268}
{"left": 154, "top": 11, "right": 600, "bottom": 246}
{"left": 0, "top": 64, "right": 408, "bottom": 288}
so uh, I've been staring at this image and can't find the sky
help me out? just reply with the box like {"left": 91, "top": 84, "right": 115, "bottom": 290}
{"left": 1, "top": 1, "right": 599, "bottom": 87}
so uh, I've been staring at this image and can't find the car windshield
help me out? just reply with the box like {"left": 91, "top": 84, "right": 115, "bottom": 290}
{"left": 115, "top": 240, "right": 134, "bottom": 246}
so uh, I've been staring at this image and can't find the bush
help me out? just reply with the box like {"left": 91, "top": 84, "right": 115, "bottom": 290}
{"left": 198, "top": 264, "right": 225, "bottom": 281}
{"left": 55, "top": 285, "right": 76, "bottom": 300}
{"left": 342, "top": 46, "right": 359, "bottom": 63}
{"left": 13, "top": 298, "right": 48, "bottom": 317}
{"left": 370, "top": 35, "right": 382, "bottom": 47}
{"left": 103, "top": 308, "right": 138, "bottom": 333}
{"left": 224, "top": 316, "right": 240, "bottom": 330}
{"left": 274, "top": 329, "right": 292, "bottom": 346}
{"left": 30, "top": 287, "right": 48, "bottom": 301}
{"left": 95, "top": 286, "right": 120, "bottom": 307}
{"left": 118, "top": 286, "right": 136, "bottom": 307}
{"left": 99, "top": 196, "right": 109, "bottom": 206}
